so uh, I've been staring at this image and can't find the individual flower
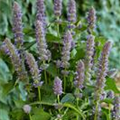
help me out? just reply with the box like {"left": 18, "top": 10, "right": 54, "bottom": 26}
{"left": 54, "top": 0, "right": 62, "bottom": 17}
{"left": 23, "top": 104, "right": 31, "bottom": 114}
{"left": 112, "top": 96, "right": 120, "bottom": 120}
{"left": 61, "top": 30, "right": 72, "bottom": 68}
{"left": 25, "top": 51, "right": 43, "bottom": 87}
{"left": 13, "top": 2, "right": 23, "bottom": 49}
{"left": 2, "top": 38, "right": 28, "bottom": 81}
{"left": 36, "top": 0, "right": 46, "bottom": 29}
{"left": 53, "top": 77, "right": 63, "bottom": 95}
{"left": 67, "top": 0, "right": 76, "bottom": 23}
{"left": 87, "top": 7, "right": 96, "bottom": 31}
{"left": 35, "top": 20, "right": 51, "bottom": 62}
{"left": 95, "top": 41, "right": 112, "bottom": 100}
{"left": 74, "top": 60, "right": 85, "bottom": 89}
{"left": 85, "top": 35, "right": 95, "bottom": 83}
{"left": 107, "top": 90, "right": 114, "bottom": 99}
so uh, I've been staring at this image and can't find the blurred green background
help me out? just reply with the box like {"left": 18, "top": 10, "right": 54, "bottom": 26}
{"left": 0, "top": 0, "right": 120, "bottom": 69}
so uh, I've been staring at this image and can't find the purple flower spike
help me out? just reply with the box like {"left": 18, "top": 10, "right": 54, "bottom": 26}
{"left": 35, "top": 20, "right": 51, "bottom": 61}
{"left": 95, "top": 41, "right": 112, "bottom": 100}
{"left": 74, "top": 60, "right": 85, "bottom": 89}
{"left": 112, "top": 96, "right": 120, "bottom": 120}
{"left": 2, "top": 38, "right": 28, "bottom": 81}
{"left": 53, "top": 77, "right": 63, "bottom": 96}
{"left": 13, "top": 2, "right": 23, "bottom": 48}
{"left": 54, "top": 0, "right": 62, "bottom": 17}
{"left": 87, "top": 7, "right": 96, "bottom": 31}
{"left": 25, "top": 51, "right": 41, "bottom": 82}
{"left": 61, "top": 30, "right": 73, "bottom": 68}
{"left": 85, "top": 35, "right": 95, "bottom": 83}
{"left": 36, "top": 0, "right": 46, "bottom": 29}
{"left": 67, "top": 0, "right": 76, "bottom": 23}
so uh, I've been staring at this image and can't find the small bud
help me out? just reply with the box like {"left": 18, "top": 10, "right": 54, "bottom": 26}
{"left": 23, "top": 104, "right": 31, "bottom": 114}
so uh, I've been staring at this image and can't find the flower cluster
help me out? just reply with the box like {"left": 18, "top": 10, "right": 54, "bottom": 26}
{"left": 95, "top": 41, "right": 112, "bottom": 100}
{"left": 2, "top": 38, "right": 28, "bottom": 81}
{"left": 35, "top": 20, "right": 51, "bottom": 62}
{"left": 25, "top": 51, "right": 43, "bottom": 87}
{"left": 36, "top": 0, "right": 46, "bottom": 28}
{"left": 54, "top": 0, "right": 62, "bottom": 17}
{"left": 53, "top": 77, "right": 63, "bottom": 96}
{"left": 67, "top": 0, "right": 76, "bottom": 23}
{"left": 74, "top": 60, "right": 85, "bottom": 89}
{"left": 61, "top": 30, "right": 73, "bottom": 68}
{"left": 87, "top": 7, "right": 96, "bottom": 32}
{"left": 85, "top": 35, "right": 95, "bottom": 84}
{"left": 112, "top": 96, "right": 120, "bottom": 120}
{"left": 13, "top": 2, "right": 23, "bottom": 49}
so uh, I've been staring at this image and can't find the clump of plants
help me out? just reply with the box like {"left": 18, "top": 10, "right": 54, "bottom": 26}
{"left": 0, "top": 0, "right": 120, "bottom": 120}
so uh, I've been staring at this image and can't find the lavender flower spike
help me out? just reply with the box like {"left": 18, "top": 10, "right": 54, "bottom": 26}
{"left": 95, "top": 41, "right": 112, "bottom": 100}
{"left": 112, "top": 96, "right": 120, "bottom": 120}
{"left": 85, "top": 35, "right": 95, "bottom": 83}
{"left": 67, "top": 0, "right": 76, "bottom": 23}
{"left": 2, "top": 38, "right": 28, "bottom": 81}
{"left": 53, "top": 77, "right": 63, "bottom": 96}
{"left": 61, "top": 30, "right": 72, "bottom": 68}
{"left": 35, "top": 20, "right": 51, "bottom": 61}
{"left": 13, "top": 2, "right": 23, "bottom": 48}
{"left": 25, "top": 51, "right": 43, "bottom": 87}
{"left": 74, "top": 60, "right": 85, "bottom": 89}
{"left": 87, "top": 7, "right": 96, "bottom": 31}
{"left": 54, "top": 0, "right": 62, "bottom": 17}
{"left": 36, "top": 0, "right": 46, "bottom": 29}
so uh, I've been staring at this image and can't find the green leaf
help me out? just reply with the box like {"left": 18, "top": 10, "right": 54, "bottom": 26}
{"left": 105, "top": 78, "right": 120, "bottom": 93}
{"left": 46, "top": 63, "right": 58, "bottom": 77}
{"left": 61, "top": 93, "right": 75, "bottom": 103}
{"left": 32, "top": 108, "right": 51, "bottom": 120}
{"left": 0, "top": 109, "right": 9, "bottom": 120}
{"left": 0, "top": 59, "right": 12, "bottom": 83}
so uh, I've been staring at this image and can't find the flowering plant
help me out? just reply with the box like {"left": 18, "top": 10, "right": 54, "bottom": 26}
{"left": 0, "top": 0, "right": 119, "bottom": 120}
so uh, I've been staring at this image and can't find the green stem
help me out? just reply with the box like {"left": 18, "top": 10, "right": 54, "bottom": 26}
{"left": 43, "top": 61, "right": 47, "bottom": 84}
{"left": 38, "top": 86, "right": 41, "bottom": 101}
{"left": 64, "top": 75, "right": 66, "bottom": 92}
{"left": 29, "top": 113, "right": 32, "bottom": 120}
{"left": 108, "top": 104, "right": 111, "bottom": 120}
{"left": 57, "top": 95, "right": 60, "bottom": 103}
{"left": 94, "top": 101, "right": 99, "bottom": 120}
{"left": 30, "top": 101, "right": 85, "bottom": 119}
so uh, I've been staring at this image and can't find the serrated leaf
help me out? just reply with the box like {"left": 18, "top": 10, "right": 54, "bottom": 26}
{"left": 105, "top": 78, "right": 120, "bottom": 93}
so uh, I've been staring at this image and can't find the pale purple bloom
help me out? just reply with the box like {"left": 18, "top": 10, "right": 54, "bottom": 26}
{"left": 74, "top": 60, "right": 85, "bottom": 89}
{"left": 2, "top": 38, "right": 28, "bottom": 81}
{"left": 67, "top": 0, "right": 76, "bottom": 23}
{"left": 36, "top": 0, "right": 46, "bottom": 29}
{"left": 35, "top": 20, "right": 51, "bottom": 61}
{"left": 61, "top": 31, "right": 72, "bottom": 68}
{"left": 112, "top": 96, "right": 120, "bottom": 120}
{"left": 25, "top": 51, "right": 41, "bottom": 83}
{"left": 87, "top": 7, "right": 96, "bottom": 31}
{"left": 54, "top": 0, "right": 62, "bottom": 17}
{"left": 23, "top": 104, "right": 31, "bottom": 114}
{"left": 53, "top": 77, "right": 63, "bottom": 95}
{"left": 95, "top": 41, "right": 112, "bottom": 100}
{"left": 13, "top": 2, "right": 23, "bottom": 48}
{"left": 85, "top": 35, "right": 95, "bottom": 83}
